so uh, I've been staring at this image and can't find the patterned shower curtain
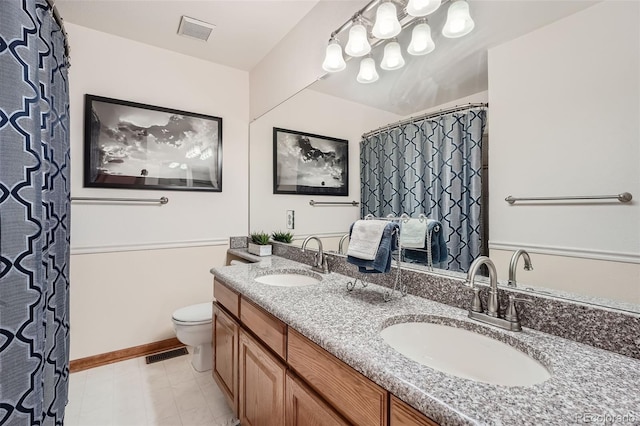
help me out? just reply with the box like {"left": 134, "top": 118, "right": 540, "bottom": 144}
{"left": 0, "top": 1, "right": 71, "bottom": 425}
{"left": 360, "top": 108, "right": 486, "bottom": 272}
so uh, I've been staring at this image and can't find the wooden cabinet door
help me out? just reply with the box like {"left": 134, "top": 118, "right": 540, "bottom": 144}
{"left": 239, "top": 329, "right": 286, "bottom": 426}
{"left": 390, "top": 395, "right": 439, "bottom": 426}
{"left": 287, "top": 329, "right": 388, "bottom": 426}
{"left": 213, "top": 304, "right": 239, "bottom": 417}
{"left": 285, "top": 372, "right": 348, "bottom": 426}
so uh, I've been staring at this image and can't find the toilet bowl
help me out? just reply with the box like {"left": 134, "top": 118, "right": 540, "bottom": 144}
{"left": 172, "top": 302, "right": 213, "bottom": 372}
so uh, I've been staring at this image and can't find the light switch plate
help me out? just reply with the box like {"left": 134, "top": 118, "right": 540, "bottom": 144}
{"left": 286, "top": 210, "right": 295, "bottom": 229}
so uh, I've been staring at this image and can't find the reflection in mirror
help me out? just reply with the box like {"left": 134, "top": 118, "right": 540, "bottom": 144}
{"left": 250, "top": 1, "right": 639, "bottom": 313}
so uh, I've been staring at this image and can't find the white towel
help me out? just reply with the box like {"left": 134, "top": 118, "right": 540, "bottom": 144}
{"left": 347, "top": 220, "right": 388, "bottom": 260}
{"left": 400, "top": 218, "right": 428, "bottom": 248}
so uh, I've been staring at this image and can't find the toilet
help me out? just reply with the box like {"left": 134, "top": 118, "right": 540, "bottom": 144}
{"left": 172, "top": 302, "right": 213, "bottom": 372}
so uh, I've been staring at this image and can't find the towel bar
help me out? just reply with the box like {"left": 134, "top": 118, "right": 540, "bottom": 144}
{"left": 505, "top": 192, "right": 632, "bottom": 204}
{"left": 71, "top": 196, "right": 169, "bottom": 205}
{"left": 309, "top": 200, "right": 359, "bottom": 206}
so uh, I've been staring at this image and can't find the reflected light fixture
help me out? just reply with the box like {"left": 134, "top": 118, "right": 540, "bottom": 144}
{"left": 407, "top": 20, "right": 435, "bottom": 55}
{"left": 322, "top": 38, "right": 347, "bottom": 72}
{"left": 406, "top": 0, "right": 442, "bottom": 17}
{"left": 380, "top": 39, "right": 405, "bottom": 71}
{"left": 442, "top": 0, "right": 475, "bottom": 38}
{"left": 357, "top": 57, "right": 379, "bottom": 83}
{"left": 372, "top": 1, "right": 402, "bottom": 39}
{"left": 323, "top": 0, "right": 476, "bottom": 83}
{"left": 345, "top": 20, "right": 371, "bottom": 57}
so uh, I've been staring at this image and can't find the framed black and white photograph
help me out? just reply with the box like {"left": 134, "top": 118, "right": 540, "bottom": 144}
{"left": 84, "top": 94, "right": 222, "bottom": 192}
{"left": 273, "top": 127, "right": 348, "bottom": 196}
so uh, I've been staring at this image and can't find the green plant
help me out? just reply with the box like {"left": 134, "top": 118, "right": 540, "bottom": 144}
{"left": 250, "top": 232, "right": 271, "bottom": 245}
{"left": 271, "top": 231, "right": 294, "bottom": 243}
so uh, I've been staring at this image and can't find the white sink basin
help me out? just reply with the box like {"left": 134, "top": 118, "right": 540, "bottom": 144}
{"left": 254, "top": 272, "right": 321, "bottom": 287}
{"left": 380, "top": 322, "right": 551, "bottom": 387}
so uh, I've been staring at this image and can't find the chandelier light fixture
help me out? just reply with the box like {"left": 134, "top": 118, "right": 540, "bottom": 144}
{"left": 321, "top": 0, "right": 475, "bottom": 82}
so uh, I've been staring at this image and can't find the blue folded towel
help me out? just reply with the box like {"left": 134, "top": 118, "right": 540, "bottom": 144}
{"left": 403, "top": 220, "right": 448, "bottom": 266}
{"left": 347, "top": 221, "right": 399, "bottom": 273}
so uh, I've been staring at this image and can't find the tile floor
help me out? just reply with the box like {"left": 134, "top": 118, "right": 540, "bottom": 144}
{"left": 65, "top": 348, "right": 236, "bottom": 426}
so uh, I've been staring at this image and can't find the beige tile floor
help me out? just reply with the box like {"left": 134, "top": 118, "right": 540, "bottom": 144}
{"left": 65, "top": 348, "right": 236, "bottom": 426}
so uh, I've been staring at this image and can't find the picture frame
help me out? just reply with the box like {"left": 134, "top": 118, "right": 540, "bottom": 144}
{"left": 273, "top": 127, "right": 348, "bottom": 196}
{"left": 84, "top": 94, "right": 222, "bottom": 192}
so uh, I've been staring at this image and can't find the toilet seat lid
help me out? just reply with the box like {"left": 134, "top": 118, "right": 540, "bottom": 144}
{"left": 172, "top": 302, "right": 212, "bottom": 323}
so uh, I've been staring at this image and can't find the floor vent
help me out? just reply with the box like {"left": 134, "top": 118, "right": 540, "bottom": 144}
{"left": 145, "top": 347, "right": 188, "bottom": 364}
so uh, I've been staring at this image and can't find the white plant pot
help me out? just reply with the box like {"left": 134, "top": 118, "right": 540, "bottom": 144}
{"left": 248, "top": 243, "right": 272, "bottom": 257}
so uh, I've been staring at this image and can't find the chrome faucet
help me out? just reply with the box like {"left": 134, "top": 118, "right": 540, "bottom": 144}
{"left": 467, "top": 256, "right": 499, "bottom": 317}
{"left": 508, "top": 249, "right": 533, "bottom": 287}
{"left": 466, "top": 256, "right": 526, "bottom": 332}
{"left": 338, "top": 233, "right": 350, "bottom": 255}
{"left": 301, "top": 236, "right": 329, "bottom": 274}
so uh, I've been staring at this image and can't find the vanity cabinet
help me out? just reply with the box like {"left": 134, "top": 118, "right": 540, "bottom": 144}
{"left": 390, "top": 395, "right": 438, "bottom": 426}
{"left": 285, "top": 372, "right": 349, "bottom": 426}
{"left": 212, "top": 277, "right": 437, "bottom": 426}
{"left": 239, "top": 329, "right": 286, "bottom": 426}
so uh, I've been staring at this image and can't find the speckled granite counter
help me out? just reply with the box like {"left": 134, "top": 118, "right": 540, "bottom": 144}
{"left": 211, "top": 257, "right": 640, "bottom": 426}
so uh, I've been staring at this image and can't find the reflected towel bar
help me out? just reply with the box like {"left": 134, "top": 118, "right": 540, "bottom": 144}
{"left": 71, "top": 196, "right": 169, "bottom": 205}
{"left": 309, "top": 200, "right": 359, "bottom": 206}
{"left": 505, "top": 192, "right": 632, "bottom": 204}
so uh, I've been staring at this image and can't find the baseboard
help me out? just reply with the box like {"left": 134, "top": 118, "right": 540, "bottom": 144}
{"left": 70, "top": 337, "right": 185, "bottom": 373}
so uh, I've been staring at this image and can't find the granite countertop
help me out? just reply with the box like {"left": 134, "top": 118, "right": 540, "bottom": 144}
{"left": 211, "top": 256, "right": 640, "bottom": 426}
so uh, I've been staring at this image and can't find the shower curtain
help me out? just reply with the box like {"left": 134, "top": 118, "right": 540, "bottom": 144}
{"left": 360, "top": 107, "right": 486, "bottom": 272}
{"left": 0, "top": 1, "right": 71, "bottom": 424}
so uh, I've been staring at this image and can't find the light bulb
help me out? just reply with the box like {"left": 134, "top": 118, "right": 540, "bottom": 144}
{"left": 322, "top": 40, "right": 346, "bottom": 72}
{"left": 380, "top": 40, "right": 405, "bottom": 71}
{"left": 407, "top": 22, "right": 435, "bottom": 56}
{"left": 372, "top": 2, "right": 401, "bottom": 39}
{"left": 345, "top": 23, "right": 371, "bottom": 57}
{"left": 406, "top": 0, "right": 442, "bottom": 17}
{"left": 357, "top": 57, "right": 379, "bottom": 84}
{"left": 442, "top": 0, "right": 475, "bottom": 38}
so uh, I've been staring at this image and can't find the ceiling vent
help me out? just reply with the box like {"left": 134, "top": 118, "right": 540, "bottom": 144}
{"left": 177, "top": 16, "right": 215, "bottom": 42}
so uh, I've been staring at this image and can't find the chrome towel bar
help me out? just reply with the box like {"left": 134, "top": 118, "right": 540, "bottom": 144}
{"left": 505, "top": 192, "right": 632, "bottom": 204}
{"left": 309, "top": 200, "right": 359, "bottom": 206}
{"left": 71, "top": 196, "right": 169, "bottom": 205}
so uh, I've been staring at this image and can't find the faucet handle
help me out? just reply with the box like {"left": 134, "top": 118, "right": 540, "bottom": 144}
{"left": 504, "top": 295, "right": 533, "bottom": 323}
{"left": 470, "top": 287, "right": 483, "bottom": 313}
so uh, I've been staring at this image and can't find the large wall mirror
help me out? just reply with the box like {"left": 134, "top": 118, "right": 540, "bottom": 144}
{"left": 249, "top": 1, "right": 639, "bottom": 313}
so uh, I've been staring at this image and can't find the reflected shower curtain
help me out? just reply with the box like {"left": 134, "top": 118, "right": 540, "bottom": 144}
{"left": 0, "top": 1, "right": 71, "bottom": 425}
{"left": 360, "top": 108, "right": 486, "bottom": 272}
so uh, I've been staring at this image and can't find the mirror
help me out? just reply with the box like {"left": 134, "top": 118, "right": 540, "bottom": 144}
{"left": 250, "top": 1, "right": 639, "bottom": 313}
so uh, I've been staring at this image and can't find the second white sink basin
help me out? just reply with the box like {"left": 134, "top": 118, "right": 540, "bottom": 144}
{"left": 254, "top": 272, "right": 321, "bottom": 287}
{"left": 380, "top": 322, "right": 551, "bottom": 387}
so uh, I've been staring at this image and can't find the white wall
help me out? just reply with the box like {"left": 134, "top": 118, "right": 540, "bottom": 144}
{"left": 250, "top": 1, "right": 368, "bottom": 120}
{"left": 249, "top": 89, "right": 400, "bottom": 240}
{"left": 488, "top": 2, "right": 640, "bottom": 302}
{"left": 67, "top": 23, "right": 249, "bottom": 359}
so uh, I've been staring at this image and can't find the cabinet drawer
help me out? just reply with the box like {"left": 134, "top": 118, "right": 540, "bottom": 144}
{"left": 287, "top": 329, "right": 388, "bottom": 426}
{"left": 214, "top": 279, "right": 240, "bottom": 318}
{"left": 390, "top": 395, "right": 439, "bottom": 426}
{"left": 240, "top": 297, "right": 287, "bottom": 359}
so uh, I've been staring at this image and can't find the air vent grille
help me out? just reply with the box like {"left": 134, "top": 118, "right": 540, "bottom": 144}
{"left": 178, "top": 16, "right": 215, "bottom": 42}
{"left": 145, "top": 347, "right": 188, "bottom": 364}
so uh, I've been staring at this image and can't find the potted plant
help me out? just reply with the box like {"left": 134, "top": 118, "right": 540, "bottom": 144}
{"left": 271, "top": 231, "right": 294, "bottom": 244}
{"left": 248, "top": 231, "right": 272, "bottom": 256}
